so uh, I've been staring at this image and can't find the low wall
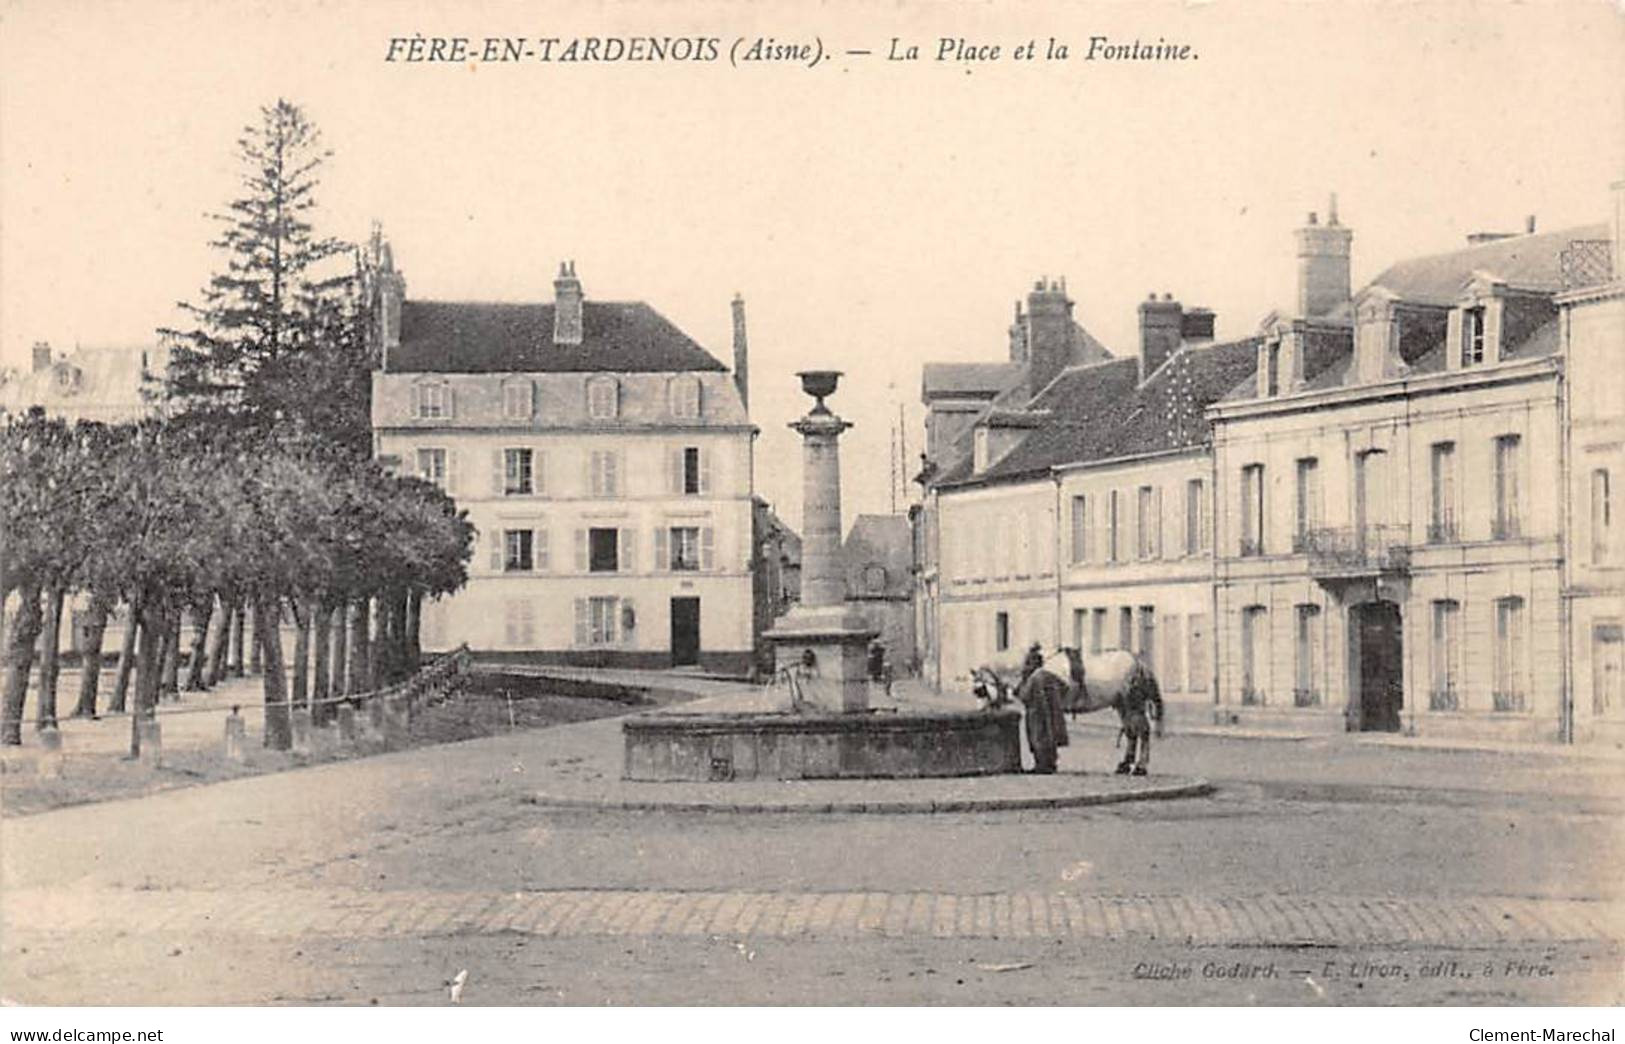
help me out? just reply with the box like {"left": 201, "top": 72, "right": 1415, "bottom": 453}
{"left": 623, "top": 707, "right": 1023, "bottom": 781}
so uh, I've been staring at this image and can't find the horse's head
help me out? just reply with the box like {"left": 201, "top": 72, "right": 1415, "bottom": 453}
{"left": 970, "top": 666, "right": 1011, "bottom": 708}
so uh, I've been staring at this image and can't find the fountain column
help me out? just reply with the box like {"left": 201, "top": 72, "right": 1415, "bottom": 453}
{"left": 765, "top": 371, "right": 878, "bottom": 712}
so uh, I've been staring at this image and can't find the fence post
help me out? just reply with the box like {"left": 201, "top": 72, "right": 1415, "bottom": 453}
{"left": 37, "top": 724, "right": 64, "bottom": 779}
{"left": 290, "top": 706, "right": 313, "bottom": 756}
{"left": 336, "top": 703, "right": 358, "bottom": 747}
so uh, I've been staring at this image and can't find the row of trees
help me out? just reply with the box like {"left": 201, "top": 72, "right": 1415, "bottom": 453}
{"left": 0, "top": 99, "right": 473, "bottom": 751}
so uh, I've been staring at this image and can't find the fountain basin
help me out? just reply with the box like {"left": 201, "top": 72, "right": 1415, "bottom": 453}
{"left": 623, "top": 708, "right": 1022, "bottom": 781}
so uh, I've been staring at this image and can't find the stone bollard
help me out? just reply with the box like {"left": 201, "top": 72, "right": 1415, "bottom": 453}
{"left": 368, "top": 696, "right": 386, "bottom": 732}
{"left": 37, "top": 724, "right": 64, "bottom": 779}
{"left": 382, "top": 696, "right": 410, "bottom": 748}
{"left": 223, "top": 708, "right": 247, "bottom": 763}
{"left": 290, "top": 707, "right": 313, "bottom": 756}
{"left": 137, "top": 717, "right": 163, "bottom": 768}
{"left": 336, "top": 704, "right": 359, "bottom": 747}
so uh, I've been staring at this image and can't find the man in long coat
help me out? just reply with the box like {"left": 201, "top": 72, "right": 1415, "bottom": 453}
{"left": 1017, "top": 643, "right": 1069, "bottom": 773}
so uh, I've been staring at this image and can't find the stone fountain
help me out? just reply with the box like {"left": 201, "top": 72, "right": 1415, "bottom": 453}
{"left": 622, "top": 371, "right": 1022, "bottom": 781}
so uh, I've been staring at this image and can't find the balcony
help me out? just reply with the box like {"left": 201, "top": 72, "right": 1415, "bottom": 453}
{"left": 1292, "top": 688, "right": 1322, "bottom": 709}
{"left": 1301, "top": 525, "right": 1412, "bottom": 582}
{"left": 1492, "top": 691, "right": 1527, "bottom": 714}
{"left": 1240, "top": 686, "right": 1263, "bottom": 706}
{"left": 1426, "top": 518, "right": 1459, "bottom": 545}
{"left": 1428, "top": 688, "right": 1460, "bottom": 712}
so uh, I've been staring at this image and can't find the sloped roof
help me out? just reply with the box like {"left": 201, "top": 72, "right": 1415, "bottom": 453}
{"left": 1366, "top": 223, "right": 1608, "bottom": 306}
{"left": 390, "top": 300, "right": 729, "bottom": 374}
{"left": 943, "top": 339, "right": 1263, "bottom": 487}
{"left": 842, "top": 514, "right": 912, "bottom": 599}
{"left": 921, "top": 361, "right": 1024, "bottom": 399}
{"left": 0, "top": 345, "right": 167, "bottom": 422}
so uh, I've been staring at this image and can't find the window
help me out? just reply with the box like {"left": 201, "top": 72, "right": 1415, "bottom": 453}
{"left": 1090, "top": 608, "right": 1106, "bottom": 654}
{"left": 1162, "top": 615, "right": 1184, "bottom": 692}
{"left": 504, "top": 600, "right": 535, "bottom": 647}
{"left": 1294, "top": 604, "right": 1322, "bottom": 707}
{"left": 502, "top": 448, "right": 534, "bottom": 496}
{"left": 1072, "top": 608, "right": 1086, "bottom": 649}
{"left": 1240, "top": 464, "right": 1265, "bottom": 556}
{"left": 995, "top": 612, "right": 1010, "bottom": 653}
{"left": 1493, "top": 435, "right": 1522, "bottom": 539}
{"left": 580, "top": 596, "right": 619, "bottom": 646}
{"left": 1429, "top": 442, "right": 1457, "bottom": 543}
{"left": 1240, "top": 606, "right": 1267, "bottom": 704}
{"left": 416, "top": 448, "right": 447, "bottom": 489}
{"left": 1493, "top": 596, "right": 1526, "bottom": 712}
{"left": 414, "top": 382, "right": 450, "bottom": 419}
{"left": 1294, "top": 458, "right": 1320, "bottom": 550}
{"left": 669, "top": 526, "right": 702, "bottom": 571}
{"left": 1429, "top": 600, "right": 1461, "bottom": 710}
{"left": 1187, "top": 613, "right": 1209, "bottom": 692}
{"left": 1118, "top": 607, "right": 1134, "bottom": 652}
{"left": 669, "top": 377, "right": 701, "bottom": 419}
{"left": 1107, "top": 490, "right": 1122, "bottom": 562}
{"left": 503, "top": 529, "right": 534, "bottom": 572}
{"left": 1136, "top": 487, "right": 1159, "bottom": 560}
{"left": 864, "top": 565, "right": 888, "bottom": 594}
{"left": 1463, "top": 307, "right": 1486, "bottom": 366}
{"left": 1137, "top": 606, "right": 1156, "bottom": 665}
{"left": 1592, "top": 469, "right": 1613, "bottom": 565}
{"left": 588, "top": 528, "right": 620, "bottom": 573}
{"left": 586, "top": 377, "right": 618, "bottom": 420}
{"left": 1070, "top": 495, "right": 1090, "bottom": 564}
{"left": 1594, "top": 624, "right": 1623, "bottom": 719}
{"left": 590, "top": 450, "right": 621, "bottom": 497}
{"left": 1185, "top": 479, "right": 1207, "bottom": 555}
{"left": 503, "top": 380, "right": 534, "bottom": 420}
{"left": 1266, "top": 342, "right": 1281, "bottom": 396}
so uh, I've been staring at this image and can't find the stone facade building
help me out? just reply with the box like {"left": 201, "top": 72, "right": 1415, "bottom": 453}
{"left": 839, "top": 513, "right": 914, "bottom": 673}
{"left": 369, "top": 249, "right": 759, "bottom": 673}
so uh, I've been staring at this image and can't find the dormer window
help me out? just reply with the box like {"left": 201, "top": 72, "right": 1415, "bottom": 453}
{"left": 668, "top": 376, "right": 701, "bottom": 419}
{"left": 586, "top": 376, "right": 618, "bottom": 420}
{"left": 413, "top": 380, "right": 452, "bottom": 420}
{"left": 1463, "top": 307, "right": 1486, "bottom": 366}
{"left": 503, "top": 379, "right": 535, "bottom": 420}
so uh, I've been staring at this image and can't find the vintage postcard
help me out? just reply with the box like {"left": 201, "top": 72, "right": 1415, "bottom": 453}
{"left": 1, "top": 0, "right": 1622, "bottom": 1030}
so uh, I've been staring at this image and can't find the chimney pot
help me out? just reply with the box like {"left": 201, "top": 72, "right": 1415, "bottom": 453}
{"left": 1308, "top": 211, "right": 1318, "bottom": 225}
{"left": 1526, "top": 215, "right": 1536, "bottom": 234}
{"left": 553, "top": 261, "right": 584, "bottom": 346}
{"left": 731, "top": 293, "right": 749, "bottom": 411}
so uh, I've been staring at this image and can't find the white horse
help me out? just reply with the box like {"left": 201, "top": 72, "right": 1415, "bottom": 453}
{"left": 1021, "top": 647, "right": 1165, "bottom": 775}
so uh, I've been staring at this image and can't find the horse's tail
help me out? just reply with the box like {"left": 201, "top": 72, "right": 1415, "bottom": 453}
{"left": 1133, "top": 660, "right": 1165, "bottom": 733}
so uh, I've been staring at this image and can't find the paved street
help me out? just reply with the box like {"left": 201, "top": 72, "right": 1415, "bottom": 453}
{"left": 3, "top": 671, "right": 1623, "bottom": 1005}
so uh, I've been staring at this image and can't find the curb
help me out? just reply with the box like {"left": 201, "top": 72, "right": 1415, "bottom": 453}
{"left": 523, "top": 777, "right": 1214, "bottom": 815}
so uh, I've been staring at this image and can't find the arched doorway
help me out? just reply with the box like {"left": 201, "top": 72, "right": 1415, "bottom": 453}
{"left": 1350, "top": 600, "right": 1403, "bottom": 731}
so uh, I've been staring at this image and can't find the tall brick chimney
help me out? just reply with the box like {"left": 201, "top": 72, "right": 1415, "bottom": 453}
{"left": 731, "top": 293, "right": 749, "bottom": 411}
{"left": 1024, "top": 277, "right": 1075, "bottom": 398}
{"left": 553, "top": 261, "right": 583, "bottom": 346}
{"left": 31, "top": 342, "right": 52, "bottom": 373}
{"left": 1138, "top": 293, "right": 1183, "bottom": 382}
{"left": 1296, "top": 193, "right": 1353, "bottom": 318}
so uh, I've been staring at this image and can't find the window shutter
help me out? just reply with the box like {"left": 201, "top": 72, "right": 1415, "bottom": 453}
{"left": 491, "top": 450, "right": 504, "bottom": 496}
{"left": 669, "top": 447, "right": 683, "bottom": 494}
{"left": 606, "top": 452, "right": 619, "bottom": 497}
{"left": 619, "top": 527, "right": 637, "bottom": 573}
{"left": 1153, "top": 487, "right": 1163, "bottom": 558}
{"left": 444, "top": 387, "right": 455, "bottom": 420}
{"left": 654, "top": 527, "right": 668, "bottom": 571}
{"left": 573, "top": 599, "right": 588, "bottom": 647}
{"left": 533, "top": 451, "right": 545, "bottom": 496}
{"left": 621, "top": 597, "right": 637, "bottom": 645}
{"left": 574, "top": 529, "right": 587, "bottom": 572}
{"left": 1171, "top": 486, "right": 1185, "bottom": 558}
{"left": 488, "top": 529, "right": 503, "bottom": 572}
{"left": 445, "top": 450, "right": 458, "bottom": 495}
{"left": 410, "top": 385, "right": 423, "bottom": 418}
{"left": 701, "top": 527, "right": 715, "bottom": 571}
{"left": 699, "top": 448, "right": 712, "bottom": 494}
{"left": 529, "top": 380, "right": 539, "bottom": 419}
{"left": 534, "top": 528, "right": 549, "bottom": 572}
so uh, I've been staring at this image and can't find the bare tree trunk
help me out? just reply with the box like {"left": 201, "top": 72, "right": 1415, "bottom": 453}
{"left": 311, "top": 602, "right": 333, "bottom": 724}
{"left": 159, "top": 607, "right": 181, "bottom": 701}
{"left": 248, "top": 603, "right": 263, "bottom": 675}
{"left": 349, "top": 599, "right": 372, "bottom": 695}
{"left": 331, "top": 597, "right": 349, "bottom": 697}
{"left": 228, "top": 601, "right": 246, "bottom": 677}
{"left": 36, "top": 584, "right": 65, "bottom": 731}
{"left": 289, "top": 598, "right": 310, "bottom": 710}
{"left": 185, "top": 595, "right": 214, "bottom": 691}
{"left": 108, "top": 599, "right": 138, "bottom": 714}
{"left": 129, "top": 601, "right": 164, "bottom": 758}
{"left": 2, "top": 581, "right": 43, "bottom": 746}
{"left": 205, "top": 594, "right": 231, "bottom": 685}
{"left": 71, "top": 588, "right": 113, "bottom": 718}
{"left": 256, "top": 595, "right": 291, "bottom": 750}
{"left": 406, "top": 590, "right": 423, "bottom": 673}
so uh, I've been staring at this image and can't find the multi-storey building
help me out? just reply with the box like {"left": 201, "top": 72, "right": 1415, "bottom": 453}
{"left": 0, "top": 342, "right": 168, "bottom": 425}
{"left": 1559, "top": 182, "right": 1624, "bottom": 745}
{"left": 1209, "top": 210, "right": 1605, "bottom": 741}
{"left": 370, "top": 249, "right": 759, "bottom": 673}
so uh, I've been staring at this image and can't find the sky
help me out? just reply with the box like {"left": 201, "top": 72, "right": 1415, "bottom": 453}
{"left": 2, "top": 0, "right": 1622, "bottom": 529}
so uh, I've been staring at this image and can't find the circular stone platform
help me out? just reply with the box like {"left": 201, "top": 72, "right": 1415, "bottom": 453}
{"left": 525, "top": 771, "right": 1213, "bottom": 814}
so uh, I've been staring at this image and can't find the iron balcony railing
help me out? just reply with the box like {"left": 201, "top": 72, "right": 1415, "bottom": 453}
{"left": 1429, "top": 687, "right": 1460, "bottom": 712}
{"left": 1492, "top": 690, "right": 1527, "bottom": 714}
{"left": 1292, "top": 687, "right": 1321, "bottom": 708}
{"left": 1300, "top": 525, "right": 1412, "bottom": 577}
{"left": 1426, "top": 518, "right": 1459, "bottom": 545}
{"left": 1240, "top": 686, "right": 1263, "bottom": 706}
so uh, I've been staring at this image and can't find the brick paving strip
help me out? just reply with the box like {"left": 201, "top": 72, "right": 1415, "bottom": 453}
{"left": 5, "top": 889, "right": 1619, "bottom": 947}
